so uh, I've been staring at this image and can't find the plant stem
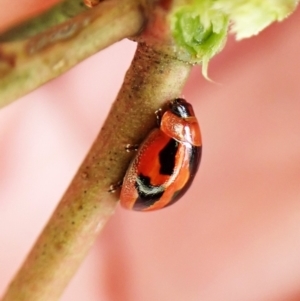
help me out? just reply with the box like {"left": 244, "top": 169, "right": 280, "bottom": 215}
{"left": 1, "top": 42, "right": 192, "bottom": 301}
{"left": 0, "top": 0, "right": 145, "bottom": 108}
{"left": 0, "top": 0, "right": 90, "bottom": 42}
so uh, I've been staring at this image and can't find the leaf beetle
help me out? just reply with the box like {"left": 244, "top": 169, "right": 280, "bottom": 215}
{"left": 119, "top": 98, "right": 202, "bottom": 211}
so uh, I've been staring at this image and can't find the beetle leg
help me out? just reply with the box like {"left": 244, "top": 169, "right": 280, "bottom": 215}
{"left": 108, "top": 181, "right": 123, "bottom": 193}
{"left": 155, "top": 108, "right": 163, "bottom": 126}
{"left": 125, "top": 144, "right": 139, "bottom": 152}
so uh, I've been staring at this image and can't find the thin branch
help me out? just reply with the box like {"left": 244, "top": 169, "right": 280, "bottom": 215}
{"left": 0, "top": 0, "right": 90, "bottom": 42}
{"left": 0, "top": 0, "right": 145, "bottom": 108}
{"left": 1, "top": 42, "right": 192, "bottom": 301}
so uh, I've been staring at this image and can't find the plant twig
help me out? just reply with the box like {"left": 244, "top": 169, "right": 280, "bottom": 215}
{"left": 0, "top": 0, "right": 89, "bottom": 42}
{"left": 1, "top": 42, "right": 192, "bottom": 301}
{"left": 0, "top": 0, "right": 145, "bottom": 108}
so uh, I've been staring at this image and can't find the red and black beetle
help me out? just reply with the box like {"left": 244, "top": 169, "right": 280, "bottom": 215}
{"left": 120, "top": 98, "right": 202, "bottom": 211}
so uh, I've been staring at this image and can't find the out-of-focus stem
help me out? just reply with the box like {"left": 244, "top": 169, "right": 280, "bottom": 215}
{"left": 0, "top": 0, "right": 90, "bottom": 42}
{"left": 1, "top": 42, "right": 192, "bottom": 301}
{"left": 0, "top": 0, "right": 145, "bottom": 108}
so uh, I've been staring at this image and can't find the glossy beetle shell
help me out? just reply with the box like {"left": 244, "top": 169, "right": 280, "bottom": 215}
{"left": 120, "top": 98, "right": 202, "bottom": 211}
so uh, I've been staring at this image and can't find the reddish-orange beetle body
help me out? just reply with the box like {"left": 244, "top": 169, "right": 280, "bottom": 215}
{"left": 120, "top": 98, "right": 202, "bottom": 211}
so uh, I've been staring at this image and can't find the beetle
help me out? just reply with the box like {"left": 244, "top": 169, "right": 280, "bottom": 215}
{"left": 119, "top": 98, "right": 202, "bottom": 211}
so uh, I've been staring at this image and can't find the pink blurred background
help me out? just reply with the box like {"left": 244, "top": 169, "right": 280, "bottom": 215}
{"left": 1, "top": 2, "right": 300, "bottom": 301}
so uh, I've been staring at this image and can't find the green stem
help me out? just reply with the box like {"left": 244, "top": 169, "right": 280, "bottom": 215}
{"left": 0, "top": 0, "right": 145, "bottom": 108}
{"left": 1, "top": 42, "right": 192, "bottom": 301}
{"left": 0, "top": 0, "right": 90, "bottom": 42}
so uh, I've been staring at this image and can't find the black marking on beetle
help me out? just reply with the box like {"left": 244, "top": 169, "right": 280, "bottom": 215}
{"left": 134, "top": 174, "right": 165, "bottom": 210}
{"left": 166, "top": 145, "right": 202, "bottom": 207}
{"left": 159, "top": 138, "right": 179, "bottom": 175}
{"left": 170, "top": 98, "right": 195, "bottom": 118}
{"left": 189, "top": 145, "right": 202, "bottom": 177}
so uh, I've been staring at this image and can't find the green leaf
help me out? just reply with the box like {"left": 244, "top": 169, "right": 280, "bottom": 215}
{"left": 171, "top": 0, "right": 299, "bottom": 75}
{"left": 171, "top": 3, "right": 229, "bottom": 76}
